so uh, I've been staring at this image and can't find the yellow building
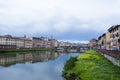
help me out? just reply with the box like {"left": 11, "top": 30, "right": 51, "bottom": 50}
{"left": 105, "top": 32, "right": 110, "bottom": 50}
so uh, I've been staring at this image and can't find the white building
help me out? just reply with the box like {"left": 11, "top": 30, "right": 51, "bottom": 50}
{"left": 0, "top": 35, "right": 24, "bottom": 49}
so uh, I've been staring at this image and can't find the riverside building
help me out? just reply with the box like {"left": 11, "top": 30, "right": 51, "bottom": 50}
{"left": 0, "top": 35, "right": 24, "bottom": 49}
{"left": 108, "top": 25, "right": 120, "bottom": 50}
{"left": 95, "top": 25, "right": 120, "bottom": 51}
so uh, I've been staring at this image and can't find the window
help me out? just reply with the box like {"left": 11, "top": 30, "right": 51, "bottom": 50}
{"left": 116, "top": 33, "right": 119, "bottom": 37}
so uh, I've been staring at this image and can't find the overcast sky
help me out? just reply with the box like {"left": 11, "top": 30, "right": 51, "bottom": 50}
{"left": 0, "top": 0, "right": 120, "bottom": 43}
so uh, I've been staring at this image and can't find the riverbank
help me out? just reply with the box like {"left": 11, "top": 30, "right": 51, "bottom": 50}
{"left": 0, "top": 48, "right": 54, "bottom": 53}
{"left": 62, "top": 50, "right": 120, "bottom": 80}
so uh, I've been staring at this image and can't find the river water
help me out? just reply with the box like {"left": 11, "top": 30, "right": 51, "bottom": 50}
{"left": 0, "top": 52, "right": 81, "bottom": 80}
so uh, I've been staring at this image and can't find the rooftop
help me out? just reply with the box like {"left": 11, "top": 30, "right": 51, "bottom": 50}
{"left": 108, "top": 25, "right": 120, "bottom": 32}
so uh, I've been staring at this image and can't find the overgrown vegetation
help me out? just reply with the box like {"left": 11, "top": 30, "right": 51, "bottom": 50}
{"left": 62, "top": 57, "right": 81, "bottom": 80}
{"left": 62, "top": 50, "right": 120, "bottom": 80}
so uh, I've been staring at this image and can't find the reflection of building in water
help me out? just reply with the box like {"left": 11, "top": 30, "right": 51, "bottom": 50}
{"left": 24, "top": 53, "right": 33, "bottom": 61}
{"left": 45, "top": 52, "right": 51, "bottom": 61}
{"left": 16, "top": 54, "right": 25, "bottom": 63}
{"left": 0, "top": 54, "right": 16, "bottom": 67}
{"left": 29, "top": 52, "right": 59, "bottom": 62}
{"left": 0, "top": 52, "right": 60, "bottom": 67}
{"left": 51, "top": 52, "right": 59, "bottom": 60}
{"left": 32, "top": 52, "right": 42, "bottom": 63}
{"left": 58, "top": 52, "right": 67, "bottom": 56}
{"left": 40, "top": 52, "right": 50, "bottom": 62}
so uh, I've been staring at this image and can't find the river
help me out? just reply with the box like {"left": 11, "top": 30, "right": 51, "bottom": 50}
{"left": 0, "top": 51, "right": 81, "bottom": 80}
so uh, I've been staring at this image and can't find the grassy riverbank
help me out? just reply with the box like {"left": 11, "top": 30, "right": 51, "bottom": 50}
{"left": 62, "top": 50, "right": 120, "bottom": 80}
{"left": 0, "top": 48, "right": 54, "bottom": 53}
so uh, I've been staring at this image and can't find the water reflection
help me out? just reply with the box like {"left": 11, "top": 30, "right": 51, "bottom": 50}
{"left": 0, "top": 52, "right": 61, "bottom": 67}
{"left": 0, "top": 52, "right": 80, "bottom": 80}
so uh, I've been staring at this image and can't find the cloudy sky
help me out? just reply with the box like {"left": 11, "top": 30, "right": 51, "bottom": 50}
{"left": 0, "top": 0, "right": 120, "bottom": 43}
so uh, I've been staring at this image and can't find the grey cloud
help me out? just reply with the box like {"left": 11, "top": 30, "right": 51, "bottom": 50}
{"left": 0, "top": 0, "right": 120, "bottom": 41}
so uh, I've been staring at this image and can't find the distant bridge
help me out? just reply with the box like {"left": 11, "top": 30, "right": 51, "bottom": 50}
{"left": 56, "top": 45, "right": 90, "bottom": 52}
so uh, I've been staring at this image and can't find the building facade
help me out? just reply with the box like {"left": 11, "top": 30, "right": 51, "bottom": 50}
{"left": 101, "top": 33, "right": 106, "bottom": 49}
{"left": 51, "top": 39, "right": 58, "bottom": 48}
{"left": 98, "top": 33, "right": 109, "bottom": 49}
{"left": 108, "top": 25, "right": 120, "bottom": 50}
{"left": 105, "top": 32, "right": 111, "bottom": 50}
{"left": 0, "top": 35, "right": 24, "bottom": 49}
{"left": 89, "top": 39, "right": 98, "bottom": 48}
{"left": 31, "top": 37, "right": 41, "bottom": 48}
{"left": 40, "top": 37, "right": 49, "bottom": 48}
{"left": 24, "top": 39, "right": 32, "bottom": 48}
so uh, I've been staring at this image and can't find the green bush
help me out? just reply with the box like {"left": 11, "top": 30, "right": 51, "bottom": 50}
{"left": 64, "top": 57, "right": 77, "bottom": 71}
{"left": 62, "top": 57, "right": 80, "bottom": 80}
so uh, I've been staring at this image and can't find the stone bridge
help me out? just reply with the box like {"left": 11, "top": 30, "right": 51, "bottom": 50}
{"left": 56, "top": 45, "right": 90, "bottom": 52}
